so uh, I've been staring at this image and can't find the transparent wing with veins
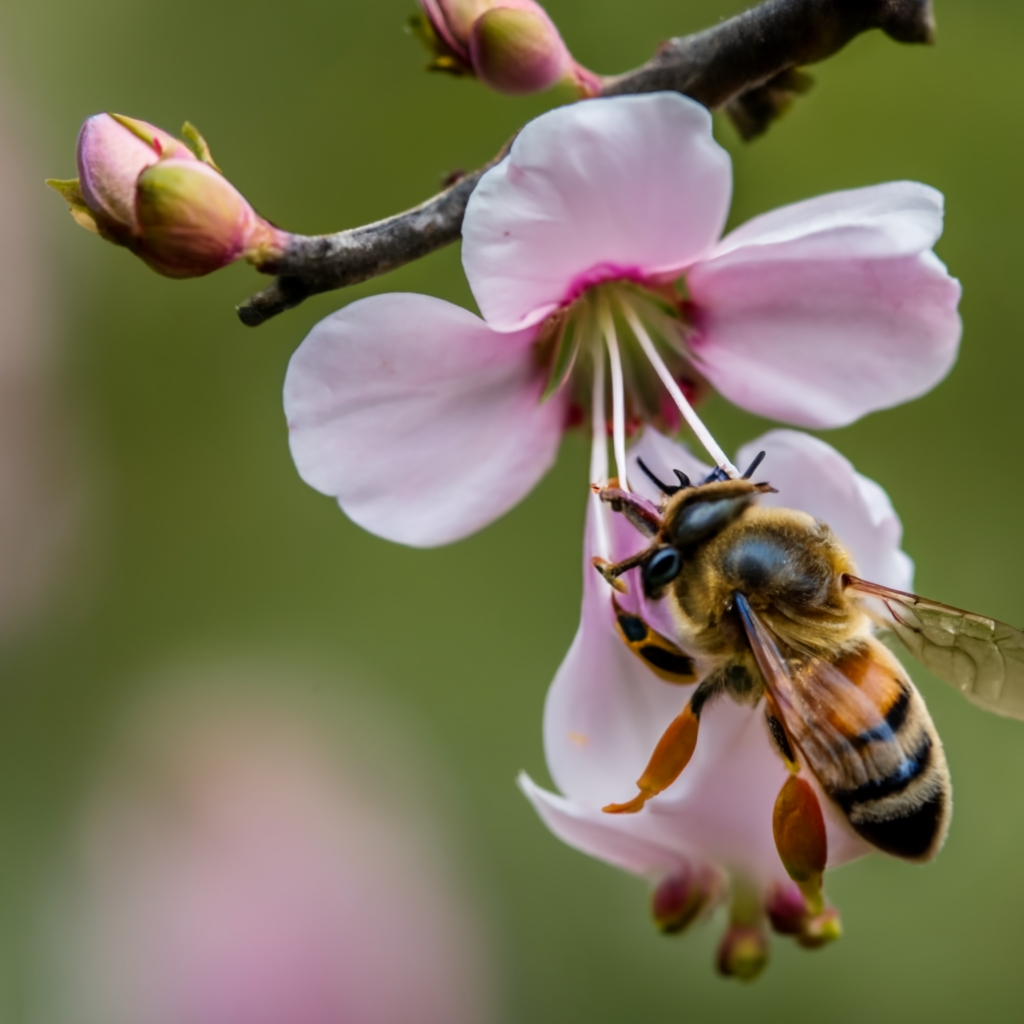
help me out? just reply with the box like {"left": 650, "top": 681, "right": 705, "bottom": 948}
{"left": 846, "top": 575, "right": 1024, "bottom": 720}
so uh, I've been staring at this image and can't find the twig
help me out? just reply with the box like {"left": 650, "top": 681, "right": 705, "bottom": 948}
{"left": 238, "top": 0, "right": 934, "bottom": 326}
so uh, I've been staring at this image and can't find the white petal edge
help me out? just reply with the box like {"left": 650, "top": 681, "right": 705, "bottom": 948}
{"left": 518, "top": 774, "right": 688, "bottom": 878}
{"left": 706, "top": 182, "right": 946, "bottom": 268}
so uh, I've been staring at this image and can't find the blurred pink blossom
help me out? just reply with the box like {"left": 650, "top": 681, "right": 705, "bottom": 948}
{"left": 49, "top": 677, "right": 494, "bottom": 1024}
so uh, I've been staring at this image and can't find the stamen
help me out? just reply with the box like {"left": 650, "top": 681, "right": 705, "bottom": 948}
{"left": 617, "top": 292, "right": 739, "bottom": 479}
{"left": 598, "top": 293, "right": 630, "bottom": 492}
{"left": 589, "top": 343, "right": 611, "bottom": 562}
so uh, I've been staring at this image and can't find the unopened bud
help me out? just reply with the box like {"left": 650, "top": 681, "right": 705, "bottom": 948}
{"left": 470, "top": 6, "right": 569, "bottom": 95}
{"left": 134, "top": 160, "right": 283, "bottom": 278}
{"left": 414, "top": 0, "right": 597, "bottom": 96}
{"left": 716, "top": 924, "right": 769, "bottom": 982}
{"left": 651, "top": 865, "right": 719, "bottom": 934}
{"left": 49, "top": 113, "right": 286, "bottom": 279}
{"left": 71, "top": 113, "right": 196, "bottom": 241}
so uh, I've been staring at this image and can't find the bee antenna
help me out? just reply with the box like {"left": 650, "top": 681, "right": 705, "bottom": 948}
{"left": 673, "top": 469, "right": 692, "bottom": 489}
{"left": 742, "top": 451, "right": 767, "bottom": 479}
{"left": 637, "top": 457, "right": 682, "bottom": 496}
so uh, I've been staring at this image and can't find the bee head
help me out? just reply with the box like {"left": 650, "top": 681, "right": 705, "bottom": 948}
{"left": 633, "top": 452, "right": 773, "bottom": 597}
{"left": 593, "top": 453, "right": 773, "bottom": 597}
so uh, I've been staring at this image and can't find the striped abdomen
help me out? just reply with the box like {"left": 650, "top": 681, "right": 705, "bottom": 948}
{"left": 786, "top": 639, "right": 951, "bottom": 862}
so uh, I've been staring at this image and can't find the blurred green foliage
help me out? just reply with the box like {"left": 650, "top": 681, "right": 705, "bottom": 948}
{"left": 3, "top": 0, "right": 1024, "bottom": 1019}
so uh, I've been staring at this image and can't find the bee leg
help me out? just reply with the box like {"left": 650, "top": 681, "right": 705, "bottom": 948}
{"left": 764, "top": 702, "right": 799, "bottom": 772}
{"left": 772, "top": 776, "right": 828, "bottom": 917}
{"left": 603, "top": 677, "right": 719, "bottom": 815}
{"left": 593, "top": 484, "right": 663, "bottom": 537}
{"left": 603, "top": 700, "right": 701, "bottom": 814}
{"left": 611, "top": 597, "right": 697, "bottom": 684}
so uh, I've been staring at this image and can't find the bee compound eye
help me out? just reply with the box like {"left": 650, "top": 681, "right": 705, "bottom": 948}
{"left": 643, "top": 547, "right": 682, "bottom": 593}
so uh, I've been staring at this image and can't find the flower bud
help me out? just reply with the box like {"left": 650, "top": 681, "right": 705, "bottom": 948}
{"left": 134, "top": 160, "right": 283, "bottom": 278}
{"left": 75, "top": 113, "right": 197, "bottom": 241}
{"left": 49, "top": 114, "right": 286, "bottom": 279}
{"left": 414, "top": 0, "right": 598, "bottom": 96}
{"left": 716, "top": 924, "right": 769, "bottom": 982}
{"left": 470, "top": 7, "right": 568, "bottom": 95}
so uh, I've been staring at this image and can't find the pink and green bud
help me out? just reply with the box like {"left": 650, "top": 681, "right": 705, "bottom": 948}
{"left": 48, "top": 113, "right": 286, "bottom": 279}
{"left": 414, "top": 0, "right": 597, "bottom": 96}
{"left": 134, "top": 159, "right": 284, "bottom": 278}
{"left": 74, "top": 113, "right": 197, "bottom": 240}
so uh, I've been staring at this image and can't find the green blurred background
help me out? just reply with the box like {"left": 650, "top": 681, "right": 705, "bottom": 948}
{"left": 2, "top": 0, "right": 1024, "bottom": 1019}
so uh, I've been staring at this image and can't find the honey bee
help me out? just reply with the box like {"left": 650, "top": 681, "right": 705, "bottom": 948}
{"left": 593, "top": 456, "right": 1024, "bottom": 863}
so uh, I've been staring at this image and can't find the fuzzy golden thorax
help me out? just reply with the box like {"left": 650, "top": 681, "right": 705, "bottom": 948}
{"left": 652, "top": 481, "right": 865, "bottom": 659}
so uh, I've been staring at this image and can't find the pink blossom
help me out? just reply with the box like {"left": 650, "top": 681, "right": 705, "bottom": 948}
{"left": 284, "top": 92, "right": 961, "bottom": 547}
{"left": 47, "top": 681, "right": 494, "bottom": 1024}
{"left": 520, "top": 428, "right": 913, "bottom": 974}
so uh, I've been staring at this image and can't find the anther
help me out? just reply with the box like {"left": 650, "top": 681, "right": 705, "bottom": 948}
{"left": 651, "top": 865, "right": 713, "bottom": 934}
{"left": 716, "top": 923, "right": 769, "bottom": 981}
{"left": 797, "top": 907, "right": 842, "bottom": 949}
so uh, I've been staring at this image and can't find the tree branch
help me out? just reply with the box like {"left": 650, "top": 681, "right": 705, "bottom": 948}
{"left": 237, "top": 0, "right": 934, "bottom": 327}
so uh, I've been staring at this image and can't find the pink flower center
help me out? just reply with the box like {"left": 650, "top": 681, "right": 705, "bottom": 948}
{"left": 536, "top": 279, "right": 740, "bottom": 510}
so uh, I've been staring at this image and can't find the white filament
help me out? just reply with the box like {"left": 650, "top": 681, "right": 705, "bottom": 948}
{"left": 589, "top": 345, "right": 611, "bottom": 561}
{"left": 598, "top": 295, "right": 630, "bottom": 493}
{"left": 618, "top": 294, "right": 738, "bottom": 478}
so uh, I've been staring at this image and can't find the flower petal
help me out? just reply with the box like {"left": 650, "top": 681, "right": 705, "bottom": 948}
{"left": 518, "top": 774, "right": 688, "bottom": 878}
{"left": 464, "top": 93, "right": 732, "bottom": 332}
{"left": 687, "top": 186, "right": 962, "bottom": 428}
{"left": 284, "top": 293, "right": 565, "bottom": 547}
{"left": 736, "top": 430, "right": 913, "bottom": 591}
{"left": 544, "top": 499, "right": 687, "bottom": 809}
{"left": 707, "top": 182, "right": 947, "bottom": 267}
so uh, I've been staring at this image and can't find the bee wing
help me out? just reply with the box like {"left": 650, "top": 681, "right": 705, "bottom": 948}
{"left": 845, "top": 575, "right": 1024, "bottom": 720}
{"left": 733, "top": 594, "right": 902, "bottom": 790}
